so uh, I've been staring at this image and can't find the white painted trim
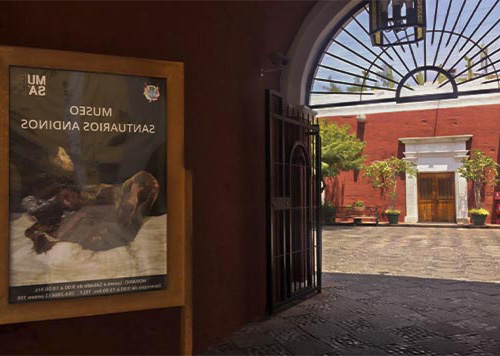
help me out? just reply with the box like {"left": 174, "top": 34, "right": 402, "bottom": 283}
{"left": 315, "top": 92, "right": 500, "bottom": 117}
{"left": 400, "top": 135, "right": 473, "bottom": 144}
{"left": 281, "top": 0, "right": 358, "bottom": 105}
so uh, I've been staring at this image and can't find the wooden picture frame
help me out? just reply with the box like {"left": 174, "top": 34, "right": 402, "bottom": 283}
{"left": 0, "top": 46, "right": 191, "bottom": 334}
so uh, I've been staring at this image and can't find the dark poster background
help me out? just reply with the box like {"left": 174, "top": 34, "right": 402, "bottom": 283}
{"left": 10, "top": 67, "right": 167, "bottom": 215}
{"left": 9, "top": 67, "right": 167, "bottom": 303}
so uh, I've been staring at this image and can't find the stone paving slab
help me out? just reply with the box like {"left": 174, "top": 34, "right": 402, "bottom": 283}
{"left": 204, "top": 227, "right": 500, "bottom": 355}
{"left": 322, "top": 226, "right": 500, "bottom": 282}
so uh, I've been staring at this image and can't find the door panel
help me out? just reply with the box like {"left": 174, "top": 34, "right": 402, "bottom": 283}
{"left": 418, "top": 176, "right": 434, "bottom": 222}
{"left": 266, "top": 90, "right": 321, "bottom": 314}
{"left": 436, "top": 174, "right": 455, "bottom": 222}
{"left": 418, "top": 173, "right": 456, "bottom": 223}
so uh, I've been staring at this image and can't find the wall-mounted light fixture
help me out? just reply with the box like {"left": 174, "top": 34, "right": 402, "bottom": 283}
{"left": 261, "top": 51, "right": 289, "bottom": 78}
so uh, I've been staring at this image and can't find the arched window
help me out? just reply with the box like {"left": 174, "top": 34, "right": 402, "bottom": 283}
{"left": 286, "top": 0, "right": 500, "bottom": 113}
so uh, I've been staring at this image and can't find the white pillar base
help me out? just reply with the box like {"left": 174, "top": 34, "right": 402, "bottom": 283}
{"left": 404, "top": 216, "right": 419, "bottom": 223}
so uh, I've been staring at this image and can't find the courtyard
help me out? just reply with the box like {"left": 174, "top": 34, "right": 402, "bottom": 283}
{"left": 323, "top": 226, "right": 500, "bottom": 283}
{"left": 205, "top": 227, "right": 500, "bottom": 355}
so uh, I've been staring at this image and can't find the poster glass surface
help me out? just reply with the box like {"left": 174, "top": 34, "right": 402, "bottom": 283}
{"left": 9, "top": 66, "right": 168, "bottom": 303}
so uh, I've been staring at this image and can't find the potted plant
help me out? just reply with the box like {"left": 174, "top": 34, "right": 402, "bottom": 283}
{"left": 468, "top": 208, "right": 489, "bottom": 226}
{"left": 364, "top": 157, "right": 416, "bottom": 225}
{"left": 353, "top": 200, "right": 364, "bottom": 214}
{"left": 322, "top": 202, "right": 335, "bottom": 224}
{"left": 458, "top": 150, "right": 499, "bottom": 226}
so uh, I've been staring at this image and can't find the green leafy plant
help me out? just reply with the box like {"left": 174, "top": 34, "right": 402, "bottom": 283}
{"left": 320, "top": 121, "right": 365, "bottom": 192}
{"left": 457, "top": 150, "right": 499, "bottom": 210}
{"left": 364, "top": 157, "right": 416, "bottom": 212}
{"left": 414, "top": 71, "right": 425, "bottom": 86}
{"left": 469, "top": 208, "right": 489, "bottom": 216}
{"left": 378, "top": 64, "right": 394, "bottom": 89}
{"left": 353, "top": 200, "right": 364, "bottom": 208}
{"left": 464, "top": 55, "right": 474, "bottom": 80}
{"left": 385, "top": 209, "right": 401, "bottom": 215}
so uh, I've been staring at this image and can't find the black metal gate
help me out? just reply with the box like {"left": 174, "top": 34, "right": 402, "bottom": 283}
{"left": 266, "top": 90, "right": 322, "bottom": 314}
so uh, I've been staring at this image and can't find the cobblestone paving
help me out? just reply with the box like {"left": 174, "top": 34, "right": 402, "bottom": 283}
{"left": 323, "top": 226, "right": 500, "bottom": 282}
{"left": 204, "top": 227, "right": 500, "bottom": 355}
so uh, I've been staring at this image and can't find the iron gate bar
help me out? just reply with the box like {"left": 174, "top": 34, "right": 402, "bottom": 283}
{"left": 431, "top": 0, "right": 452, "bottom": 69}
{"left": 314, "top": 77, "right": 397, "bottom": 92}
{"left": 459, "top": 0, "right": 500, "bottom": 52}
{"left": 439, "top": 33, "right": 500, "bottom": 88}
{"left": 314, "top": 126, "right": 322, "bottom": 292}
{"left": 445, "top": 88, "right": 500, "bottom": 97}
{"left": 440, "top": 31, "right": 500, "bottom": 88}
{"left": 288, "top": 142, "right": 308, "bottom": 297}
{"left": 446, "top": 0, "right": 466, "bottom": 47}
{"left": 317, "top": 64, "right": 378, "bottom": 82}
{"left": 323, "top": 52, "right": 376, "bottom": 78}
{"left": 456, "top": 68, "right": 500, "bottom": 87}
{"left": 310, "top": 91, "right": 375, "bottom": 96}
{"left": 405, "top": 30, "right": 419, "bottom": 71}
{"left": 431, "top": 0, "right": 438, "bottom": 44}
{"left": 341, "top": 26, "right": 396, "bottom": 66}
{"left": 478, "top": 57, "right": 500, "bottom": 72}
{"left": 395, "top": 66, "right": 458, "bottom": 103}
{"left": 313, "top": 28, "right": 500, "bottom": 108}
{"left": 482, "top": 78, "right": 500, "bottom": 85}
{"left": 332, "top": 40, "right": 385, "bottom": 72}
{"left": 431, "top": 0, "right": 482, "bottom": 84}
{"left": 451, "top": 46, "right": 500, "bottom": 82}
{"left": 424, "top": 17, "right": 427, "bottom": 82}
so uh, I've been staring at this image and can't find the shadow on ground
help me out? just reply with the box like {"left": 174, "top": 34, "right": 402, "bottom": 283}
{"left": 204, "top": 273, "right": 500, "bottom": 355}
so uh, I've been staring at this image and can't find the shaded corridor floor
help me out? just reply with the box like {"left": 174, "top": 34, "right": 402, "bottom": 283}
{"left": 204, "top": 227, "right": 500, "bottom": 355}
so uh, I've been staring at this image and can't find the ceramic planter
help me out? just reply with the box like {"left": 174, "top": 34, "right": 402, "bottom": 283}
{"left": 471, "top": 213, "right": 487, "bottom": 226}
{"left": 387, "top": 213, "right": 400, "bottom": 225}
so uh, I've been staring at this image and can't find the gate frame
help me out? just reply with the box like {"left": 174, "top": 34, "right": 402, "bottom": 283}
{"left": 265, "top": 89, "right": 322, "bottom": 315}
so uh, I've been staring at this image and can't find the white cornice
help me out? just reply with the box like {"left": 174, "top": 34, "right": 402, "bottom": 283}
{"left": 399, "top": 135, "right": 473, "bottom": 145}
{"left": 315, "top": 92, "right": 500, "bottom": 117}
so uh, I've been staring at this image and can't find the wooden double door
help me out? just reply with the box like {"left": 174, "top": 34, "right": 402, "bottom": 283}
{"left": 418, "top": 173, "right": 456, "bottom": 223}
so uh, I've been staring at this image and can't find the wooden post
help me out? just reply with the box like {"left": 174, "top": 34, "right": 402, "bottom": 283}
{"left": 181, "top": 170, "right": 193, "bottom": 355}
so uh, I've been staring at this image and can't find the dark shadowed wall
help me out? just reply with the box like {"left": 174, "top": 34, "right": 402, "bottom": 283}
{"left": 0, "top": 1, "right": 315, "bottom": 354}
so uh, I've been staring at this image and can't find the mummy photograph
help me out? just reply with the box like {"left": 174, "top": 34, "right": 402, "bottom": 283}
{"left": 9, "top": 67, "right": 168, "bottom": 303}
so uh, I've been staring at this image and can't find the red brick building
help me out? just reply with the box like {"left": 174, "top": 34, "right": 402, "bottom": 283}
{"left": 322, "top": 101, "right": 500, "bottom": 224}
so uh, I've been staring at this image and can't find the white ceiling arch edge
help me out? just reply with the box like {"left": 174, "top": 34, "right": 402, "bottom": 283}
{"left": 281, "top": 0, "right": 359, "bottom": 106}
